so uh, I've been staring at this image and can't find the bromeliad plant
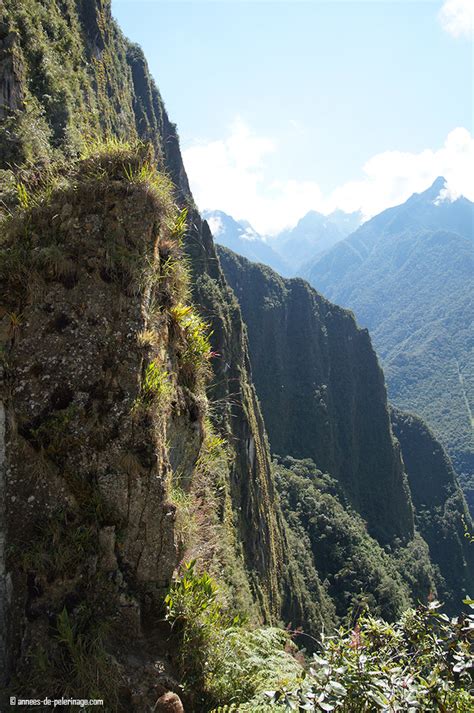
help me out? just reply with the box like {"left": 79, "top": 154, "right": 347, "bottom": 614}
{"left": 169, "top": 303, "right": 213, "bottom": 382}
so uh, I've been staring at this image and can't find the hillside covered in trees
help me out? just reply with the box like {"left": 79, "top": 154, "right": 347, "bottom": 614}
{"left": 301, "top": 181, "right": 474, "bottom": 510}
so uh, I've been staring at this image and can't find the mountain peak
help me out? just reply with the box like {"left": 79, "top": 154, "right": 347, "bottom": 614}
{"left": 431, "top": 175, "right": 447, "bottom": 191}
{"left": 413, "top": 176, "right": 447, "bottom": 202}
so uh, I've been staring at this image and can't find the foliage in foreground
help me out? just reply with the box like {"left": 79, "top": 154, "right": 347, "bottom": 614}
{"left": 265, "top": 599, "right": 474, "bottom": 712}
{"left": 165, "top": 563, "right": 474, "bottom": 712}
{"left": 165, "top": 561, "right": 302, "bottom": 710}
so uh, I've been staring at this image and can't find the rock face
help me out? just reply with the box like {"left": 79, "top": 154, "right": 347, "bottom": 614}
{"left": 218, "top": 246, "right": 414, "bottom": 545}
{"left": 0, "top": 155, "right": 203, "bottom": 702}
{"left": 0, "top": 0, "right": 285, "bottom": 616}
{"left": 0, "top": 28, "right": 23, "bottom": 118}
{"left": 0, "top": 0, "right": 287, "bottom": 701}
{"left": 218, "top": 245, "right": 474, "bottom": 611}
{"left": 391, "top": 408, "right": 474, "bottom": 608}
{"left": 154, "top": 692, "right": 185, "bottom": 713}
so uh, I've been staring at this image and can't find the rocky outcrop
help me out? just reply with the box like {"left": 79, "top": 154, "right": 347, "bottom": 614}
{"left": 0, "top": 1, "right": 293, "bottom": 702}
{"left": 391, "top": 408, "right": 474, "bottom": 609}
{"left": 218, "top": 246, "right": 414, "bottom": 545}
{"left": 0, "top": 155, "right": 200, "bottom": 702}
{"left": 0, "top": 27, "right": 23, "bottom": 118}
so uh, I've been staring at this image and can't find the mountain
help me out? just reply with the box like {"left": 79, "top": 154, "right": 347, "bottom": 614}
{"left": 327, "top": 208, "right": 364, "bottom": 236}
{"left": 219, "top": 245, "right": 474, "bottom": 610}
{"left": 0, "top": 0, "right": 297, "bottom": 700}
{"left": 202, "top": 209, "right": 291, "bottom": 275}
{"left": 302, "top": 179, "right": 474, "bottom": 509}
{"left": 391, "top": 407, "right": 474, "bottom": 610}
{"left": 1, "top": 1, "right": 473, "bottom": 708}
{"left": 271, "top": 208, "right": 362, "bottom": 272}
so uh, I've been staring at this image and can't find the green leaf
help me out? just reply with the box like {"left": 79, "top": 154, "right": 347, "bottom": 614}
{"left": 329, "top": 680, "right": 347, "bottom": 695}
{"left": 319, "top": 703, "right": 334, "bottom": 712}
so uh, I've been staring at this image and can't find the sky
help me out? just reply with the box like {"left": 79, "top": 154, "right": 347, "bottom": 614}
{"left": 112, "top": 0, "right": 474, "bottom": 234}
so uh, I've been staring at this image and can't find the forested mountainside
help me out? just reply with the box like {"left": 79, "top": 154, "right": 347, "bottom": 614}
{"left": 301, "top": 180, "right": 474, "bottom": 510}
{"left": 219, "top": 245, "right": 474, "bottom": 609}
{"left": 0, "top": 1, "right": 472, "bottom": 710}
{"left": 391, "top": 408, "right": 474, "bottom": 610}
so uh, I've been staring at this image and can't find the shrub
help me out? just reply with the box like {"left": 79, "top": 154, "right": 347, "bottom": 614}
{"left": 165, "top": 561, "right": 303, "bottom": 710}
{"left": 267, "top": 599, "right": 474, "bottom": 711}
{"left": 169, "top": 303, "right": 213, "bottom": 379}
{"left": 165, "top": 559, "right": 225, "bottom": 694}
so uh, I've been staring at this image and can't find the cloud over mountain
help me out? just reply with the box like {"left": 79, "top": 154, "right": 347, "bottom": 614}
{"left": 183, "top": 121, "right": 474, "bottom": 233}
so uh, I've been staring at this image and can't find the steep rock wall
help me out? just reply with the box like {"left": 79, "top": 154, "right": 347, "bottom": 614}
{"left": 218, "top": 246, "right": 414, "bottom": 545}
{"left": 391, "top": 408, "right": 474, "bottom": 609}
{"left": 0, "top": 0, "right": 287, "bottom": 621}
{"left": 0, "top": 159, "right": 205, "bottom": 701}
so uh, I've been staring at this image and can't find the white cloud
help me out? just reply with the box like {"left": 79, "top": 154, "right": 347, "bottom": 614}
{"left": 183, "top": 120, "right": 474, "bottom": 234}
{"left": 183, "top": 118, "right": 324, "bottom": 234}
{"left": 330, "top": 127, "right": 474, "bottom": 219}
{"left": 206, "top": 215, "right": 223, "bottom": 237}
{"left": 438, "top": 0, "right": 474, "bottom": 38}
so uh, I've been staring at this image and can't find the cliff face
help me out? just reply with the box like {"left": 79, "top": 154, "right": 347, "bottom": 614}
{"left": 1, "top": 158, "right": 198, "bottom": 703}
{"left": 218, "top": 245, "right": 474, "bottom": 612}
{"left": 391, "top": 408, "right": 474, "bottom": 608}
{"left": 0, "top": 0, "right": 288, "bottom": 700}
{"left": 218, "top": 246, "right": 414, "bottom": 545}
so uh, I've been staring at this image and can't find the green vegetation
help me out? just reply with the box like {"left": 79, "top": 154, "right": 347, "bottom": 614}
{"left": 391, "top": 408, "right": 474, "bottom": 610}
{"left": 1, "top": 0, "right": 139, "bottom": 164}
{"left": 15, "top": 510, "right": 96, "bottom": 580}
{"left": 165, "top": 561, "right": 302, "bottom": 711}
{"left": 275, "top": 457, "right": 434, "bottom": 623}
{"left": 267, "top": 600, "right": 474, "bottom": 712}
{"left": 139, "top": 361, "right": 172, "bottom": 407}
{"left": 301, "top": 182, "right": 474, "bottom": 510}
{"left": 164, "top": 562, "right": 474, "bottom": 712}
{"left": 12, "top": 599, "right": 120, "bottom": 709}
{"left": 170, "top": 302, "right": 213, "bottom": 381}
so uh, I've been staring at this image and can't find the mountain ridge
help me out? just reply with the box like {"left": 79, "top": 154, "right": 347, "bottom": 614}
{"left": 302, "top": 178, "right": 474, "bottom": 507}
{"left": 218, "top": 244, "right": 474, "bottom": 610}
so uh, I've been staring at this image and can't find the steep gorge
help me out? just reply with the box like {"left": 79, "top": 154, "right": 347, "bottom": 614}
{"left": 218, "top": 247, "right": 414, "bottom": 545}
{"left": 219, "top": 246, "right": 474, "bottom": 608}
{"left": 0, "top": 0, "right": 472, "bottom": 709}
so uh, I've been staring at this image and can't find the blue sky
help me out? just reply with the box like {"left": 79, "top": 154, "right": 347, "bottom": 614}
{"left": 112, "top": 0, "right": 473, "bottom": 233}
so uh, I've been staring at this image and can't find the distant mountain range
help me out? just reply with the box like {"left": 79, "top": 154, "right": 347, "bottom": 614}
{"left": 271, "top": 209, "right": 362, "bottom": 271}
{"left": 206, "top": 180, "right": 474, "bottom": 510}
{"left": 203, "top": 210, "right": 292, "bottom": 276}
{"left": 301, "top": 177, "right": 474, "bottom": 509}
{"left": 204, "top": 208, "right": 362, "bottom": 276}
